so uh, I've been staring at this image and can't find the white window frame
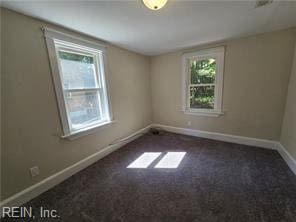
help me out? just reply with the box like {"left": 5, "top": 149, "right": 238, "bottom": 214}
{"left": 43, "top": 27, "right": 113, "bottom": 139}
{"left": 182, "top": 47, "right": 225, "bottom": 117}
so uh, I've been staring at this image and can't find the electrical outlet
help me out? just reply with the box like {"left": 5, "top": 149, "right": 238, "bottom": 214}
{"left": 30, "top": 166, "right": 39, "bottom": 178}
{"left": 187, "top": 121, "right": 192, "bottom": 126}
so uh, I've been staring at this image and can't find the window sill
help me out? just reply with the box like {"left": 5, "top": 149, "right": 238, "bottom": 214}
{"left": 182, "top": 110, "right": 224, "bottom": 117}
{"left": 61, "top": 120, "right": 116, "bottom": 140}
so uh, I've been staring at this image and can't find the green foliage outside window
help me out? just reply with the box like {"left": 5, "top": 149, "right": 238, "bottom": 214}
{"left": 190, "top": 59, "right": 216, "bottom": 109}
{"left": 190, "top": 58, "right": 216, "bottom": 84}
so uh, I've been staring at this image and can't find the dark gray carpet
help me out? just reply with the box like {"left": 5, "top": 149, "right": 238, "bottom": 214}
{"left": 4, "top": 131, "right": 296, "bottom": 221}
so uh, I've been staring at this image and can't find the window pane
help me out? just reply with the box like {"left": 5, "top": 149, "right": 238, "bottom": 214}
{"left": 64, "top": 91, "right": 103, "bottom": 130}
{"left": 58, "top": 51, "right": 97, "bottom": 89}
{"left": 190, "top": 85, "right": 215, "bottom": 109}
{"left": 190, "top": 58, "right": 216, "bottom": 84}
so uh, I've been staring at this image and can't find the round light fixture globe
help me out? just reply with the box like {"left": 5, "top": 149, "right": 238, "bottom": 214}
{"left": 142, "top": 0, "right": 168, "bottom": 10}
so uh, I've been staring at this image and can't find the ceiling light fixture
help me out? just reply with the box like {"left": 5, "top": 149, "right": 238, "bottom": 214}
{"left": 142, "top": 0, "right": 168, "bottom": 11}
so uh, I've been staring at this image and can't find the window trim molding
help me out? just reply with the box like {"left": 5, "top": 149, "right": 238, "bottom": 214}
{"left": 181, "top": 46, "right": 225, "bottom": 117}
{"left": 43, "top": 27, "right": 107, "bottom": 50}
{"left": 62, "top": 120, "right": 117, "bottom": 140}
{"left": 43, "top": 27, "right": 113, "bottom": 138}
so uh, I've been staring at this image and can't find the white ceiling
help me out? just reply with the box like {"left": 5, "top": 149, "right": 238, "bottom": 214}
{"left": 2, "top": 0, "right": 296, "bottom": 56}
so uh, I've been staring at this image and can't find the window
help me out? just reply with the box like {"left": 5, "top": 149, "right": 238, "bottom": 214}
{"left": 44, "top": 28, "right": 112, "bottom": 138}
{"left": 182, "top": 47, "right": 225, "bottom": 116}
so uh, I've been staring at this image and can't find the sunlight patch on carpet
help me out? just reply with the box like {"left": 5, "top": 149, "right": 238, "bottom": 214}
{"left": 127, "top": 152, "right": 161, "bottom": 168}
{"left": 154, "top": 152, "right": 186, "bottom": 168}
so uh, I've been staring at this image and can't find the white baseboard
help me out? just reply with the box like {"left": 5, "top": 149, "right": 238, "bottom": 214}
{"left": 1, "top": 123, "right": 295, "bottom": 210}
{"left": 0, "top": 125, "right": 152, "bottom": 209}
{"left": 152, "top": 124, "right": 296, "bottom": 175}
{"left": 152, "top": 124, "right": 278, "bottom": 150}
{"left": 277, "top": 143, "right": 296, "bottom": 175}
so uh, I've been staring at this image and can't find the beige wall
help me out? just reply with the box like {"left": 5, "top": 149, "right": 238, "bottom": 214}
{"left": 1, "top": 9, "right": 152, "bottom": 200}
{"left": 151, "top": 28, "right": 296, "bottom": 140}
{"left": 1, "top": 7, "right": 296, "bottom": 202}
{"left": 281, "top": 44, "right": 296, "bottom": 160}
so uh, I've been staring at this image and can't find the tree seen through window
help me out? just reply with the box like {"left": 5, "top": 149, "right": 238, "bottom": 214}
{"left": 190, "top": 58, "right": 216, "bottom": 109}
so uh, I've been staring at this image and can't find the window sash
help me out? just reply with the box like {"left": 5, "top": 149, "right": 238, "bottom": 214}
{"left": 64, "top": 90, "right": 103, "bottom": 131}
{"left": 189, "top": 58, "right": 217, "bottom": 85}
{"left": 63, "top": 87, "right": 110, "bottom": 130}
{"left": 54, "top": 43, "right": 110, "bottom": 131}
{"left": 187, "top": 84, "right": 216, "bottom": 110}
{"left": 187, "top": 58, "right": 217, "bottom": 110}
{"left": 56, "top": 46, "right": 102, "bottom": 90}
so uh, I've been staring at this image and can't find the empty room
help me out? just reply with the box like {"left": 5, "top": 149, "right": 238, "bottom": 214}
{"left": 1, "top": 0, "right": 296, "bottom": 221}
